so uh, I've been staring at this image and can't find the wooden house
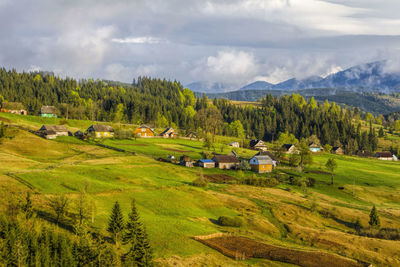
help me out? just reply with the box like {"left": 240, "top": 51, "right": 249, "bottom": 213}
{"left": 356, "top": 150, "right": 374, "bottom": 158}
{"left": 229, "top": 141, "right": 240, "bottom": 148}
{"left": 160, "top": 127, "right": 176, "bottom": 138}
{"left": 250, "top": 139, "right": 267, "bottom": 151}
{"left": 198, "top": 159, "right": 215, "bottom": 168}
{"left": 212, "top": 155, "right": 239, "bottom": 169}
{"left": 282, "top": 144, "right": 299, "bottom": 154}
{"left": 0, "top": 102, "right": 27, "bottom": 115}
{"left": 332, "top": 147, "right": 344, "bottom": 155}
{"left": 255, "top": 151, "right": 277, "bottom": 166}
{"left": 40, "top": 106, "right": 58, "bottom": 118}
{"left": 87, "top": 124, "right": 114, "bottom": 138}
{"left": 39, "top": 125, "right": 69, "bottom": 139}
{"left": 249, "top": 154, "right": 274, "bottom": 173}
{"left": 134, "top": 125, "right": 155, "bottom": 137}
{"left": 180, "top": 155, "right": 193, "bottom": 167}
{"left": 309, "top": 142, "right": 322, "bottom": 153}
{"left": 374, "top": 151, "right": 397, "bottom": 161}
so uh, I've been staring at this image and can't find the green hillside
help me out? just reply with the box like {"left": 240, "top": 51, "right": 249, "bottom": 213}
{"left": 1, "top": 113, "right": 400, "bottom": 266}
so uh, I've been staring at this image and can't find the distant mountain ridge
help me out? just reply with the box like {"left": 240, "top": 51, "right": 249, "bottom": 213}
{"left": 187, "top": 61, "right": 400, "bottom": 93}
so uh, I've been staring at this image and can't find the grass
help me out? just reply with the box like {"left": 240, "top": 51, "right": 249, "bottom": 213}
{"left": 1, "top": 113, "right": 400, "bottom": 266}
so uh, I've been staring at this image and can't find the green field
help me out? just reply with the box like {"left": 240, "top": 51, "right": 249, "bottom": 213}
{"left": 1, "top": 113, "right": 400, "bottom": 266}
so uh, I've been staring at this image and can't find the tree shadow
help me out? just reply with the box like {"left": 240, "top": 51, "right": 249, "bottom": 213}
{"left": 36, "top": 210, "right": 75, "bottom": 232}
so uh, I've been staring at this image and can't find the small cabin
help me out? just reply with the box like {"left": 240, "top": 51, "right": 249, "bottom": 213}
{"left": 134, "top": 125, "right": 155, "bottom": 137}
{"left": 309, "top": 142, "right": 322, "bottom": 153}
{"left": 374, "top": 151, "right": 397, "bottom": 161}
{"left": 255, "top": 151, "right": 277, "bottom": 166}
{"left": 282, "top": 144, "right": 299, "bottom": 154}
{"left": 249, "top": 154, "right": 274, "bottom": 173}
{"left": 87, "top": 124, "right": 114, "bottom": 138}
{"left": 40, "top": 106, "right": 58, "bottom": 118}
{"left": 229, "top": 141, "right": 240, "bottom": 148}
{"left": 160, "top": 127, "right": 176, "bottom": 138}
{"left": 250, "top": 139, "right": 267, "bottom": 151}
{"left": 180, "top": 155, "right": 193, "bottom": 167}
{"left": 212, "top": 155, "right": 239, "bottom": 169}
{"left": 198, "top": 159, "right": 215, "bottom": 168}
{"left": 332, "top": 147, "right": 344, "bottom": 155}
{"left": 39, "top": 125, "right": 69, "bottom": 139}
{"left": 0, "top": 102, "right": 27, "bottom": 115}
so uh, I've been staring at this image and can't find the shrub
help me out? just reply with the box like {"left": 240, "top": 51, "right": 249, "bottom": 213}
{"left": 306, "top": 177, "right": 316, "bottom": 187}
{"left": 242, "top": 177, "right": 279, "bottom": 187}
{"left": 192, "top": 176, "right": 208, "bottom": 187}
{"left": 288, "top": 176, "right": 301, "bottom": 186}
{"left": 238, "top": 160, "right": 251, "bottom": 171}
{"left": 217, "top": 216, "right": 243, "bottom": 227}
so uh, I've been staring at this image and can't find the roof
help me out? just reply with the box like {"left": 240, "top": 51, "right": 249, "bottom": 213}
{"left": 88, "top": 124, "right": 114, "bottom": 132}
{"left": 255, "top": 151, "right": 277, "bottom": 161}
{"left": 40, "top": 105, "right": 58, "bottom": 114}
{"left": 199, "top": 159, "right": 214, "bottom": 163}
{"left": 213, "top": 154, "right": 239, "bottom": 163}
{"left": 160, "top": 127, "right": 174, "bottom": 135}
{"left": 1, "top": 102, "right": 24, "bottom": 110}
{"left": 309, "top": 142, "right": 321, "bottom": 148}
{"left": 251, "top": 155, "right": 274, "bottom": 165}
{"left": 282, "top": 144, "right": 295, "bottom": 150}
{"left": 180, "top": 155, "right": 191, "bottom": 161}
{"left": 375, "top": 151, "right": 393, "bottom": 158}
{"left": 229, "top": 150, "right": 238, "bottom": 157}
{"left": 229, "top": 141, "right": 239, "bottom": 145}
{"left": 332, "top": 146, "right": 343, "bottom": 151}
{"left": 250, "top": 139, "right": 266, "bottom": 147}
{"left": 40, "top": 125, "right": 68, "bottom": 132}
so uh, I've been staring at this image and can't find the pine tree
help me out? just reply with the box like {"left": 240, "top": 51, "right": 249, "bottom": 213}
{"left": 325, "top": 158, "right": 338, "bottom": 185}
{"left": 107, "top": 201, "right": 124, "bottom": 245}
{"left": 369, "top": 205, "right": 380, "bottom": 228}
{"left": 23, "top": 191, "right": 34, "bottom": 220}
{"left": 123, "top": 199, "right": 153, "bottom": 266}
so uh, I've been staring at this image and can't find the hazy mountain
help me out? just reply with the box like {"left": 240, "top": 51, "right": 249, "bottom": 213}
{"left": 186, "top": 81, "right": 239, "bottom": 93}
{"left": 240, "top": 81, "right": 275, "bottom": 90}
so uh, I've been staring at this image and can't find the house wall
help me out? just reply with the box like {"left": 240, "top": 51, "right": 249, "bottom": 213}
{"left": 56, "top": 131, "right": 69, "bottom": 137}
{"left": 310, "top": 148, "right": 321, "bottom": 152}
{"left": 91, "top": 131, "right": 114, "bottom": 138}
{"left": 0, "top": 109, "right": 27, "bottom": 115}
{"left": 250, "top": 164, "right": 273, "bottom": 173}
{"left": 134, "top": 128, "right": 154, "bottom": 137}
{"left": 41, "top": 113, "right": 57, "bottom": 118}
{"left": 200, "top": 162, "right": 215, "bottom": 168}
{"left": 217, "top": 162, "right": 237, "bottom": 169}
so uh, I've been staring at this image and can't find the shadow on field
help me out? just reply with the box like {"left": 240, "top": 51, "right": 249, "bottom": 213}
{"left": 36, "top": 210, "right": 75, "bottom": 232}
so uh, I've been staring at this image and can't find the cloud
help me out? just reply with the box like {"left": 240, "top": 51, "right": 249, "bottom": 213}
{"left": 111, "top": 36, "right": 163, "bottom": 44}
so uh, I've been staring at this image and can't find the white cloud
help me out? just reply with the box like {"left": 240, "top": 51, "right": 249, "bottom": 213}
{"left": 111, "top": 36, "right": 163, "bottom": 44}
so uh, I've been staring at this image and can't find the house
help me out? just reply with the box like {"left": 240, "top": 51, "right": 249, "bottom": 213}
{"left": 212, "top": 154, "right": 239, "bottom": 169}
{"left": 229, "top": 141, "right": 240, "bottom": 148}
{"left": 374, "top": 152, "right": 398, "bottom": 161}
{"left": 228, "top": 150, "right": 238, "bottom": 158}
{"left": 332, "top": 147, "right": 344, "bottom": 155}
{"left": 134, "top": 125, "right": 155, "bottom": 137}
{"left": 250, "top": 139, "right": 267, "bottom": 151}
{"left": 282, "top": 144, "right": 299, "bottom": 154}
{"left": 356, "top": 150, "right": 374, "bottom": 158}
{"left": 74, "top": 130, "right": 86, "bottom": 140}
{"left": 198, "top": 159, "right": 215, "bottom": 168}
{"left": 180, "top": 155, "right": 193, "bottom": 167}
{"left": 186, "top": 132, "right": 197, "bottom": 139}
{"left": 160, "top": 127, "right": 176, "bottom": 138}
{"left": 309, "top": 142, "right": 322, "bottom": 153}
{"left": 40, "top": 106, "right": 58, "bottom": 118}
{"left": 0, "top": 102, "right": 27, "bottom": 115}
{"left": 255, "top": 151, "right": 277, "bottom": 166}
{"left": 86, "top": 124, "right": 114, "bottom": 138}
{"left": 249, "top": 154, "right": 274, "bottom": 173}
{"left": 39, "top": 125, "right": 69, "bottom": 139}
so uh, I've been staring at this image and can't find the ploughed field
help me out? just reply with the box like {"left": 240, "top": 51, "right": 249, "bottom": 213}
{"left": 1, "top": 112, "right": 400, "bottom": 266}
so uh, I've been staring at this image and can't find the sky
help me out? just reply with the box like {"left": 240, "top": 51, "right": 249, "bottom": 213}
{"left": 1, "top": 0, "right": 400, "bottom": 90}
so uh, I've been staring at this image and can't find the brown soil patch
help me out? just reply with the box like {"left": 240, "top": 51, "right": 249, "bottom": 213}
{"left": 164, "top": 148, "right": 191, "bottom": 153}
{"left": 0, "top": 116, "right": 11, "bottom": 123}
{"left": 204, "top": 174, "right": 236, "bottom": 183}
{"left": 198, "top": 236, "right": 365, "bottom": 267}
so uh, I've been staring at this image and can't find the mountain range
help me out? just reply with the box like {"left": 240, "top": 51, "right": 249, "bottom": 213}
{"left": 187, "top": 61, "right": 400, "bottom": 93}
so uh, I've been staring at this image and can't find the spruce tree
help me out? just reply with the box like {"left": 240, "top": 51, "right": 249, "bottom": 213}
{"left": 107, "top": 201, "right": 124, "bottom": 245}
{"left": 369, "top": 205, "right": 380, "bottom": 228}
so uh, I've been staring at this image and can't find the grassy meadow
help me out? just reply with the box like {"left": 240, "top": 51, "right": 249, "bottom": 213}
{"left": 1, "top": 112, "right": 400, "bottom": 266}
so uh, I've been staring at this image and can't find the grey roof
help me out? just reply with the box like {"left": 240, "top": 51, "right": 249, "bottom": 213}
{"left": 252, "top": 155, "right": 274, "bottom": 165}
{"left": 87, "top": 124, "right": 114, "bottom": 132}
{"left": 40, "top": 105, "right": 58, "bottom": 114}
{"left": 213, "top": 154, "right": 239, "bottom": 163}
{"left": 255, "top": 151, "right": 277, "bottom": 161}
{"left": 39, "top": 125, "right": 68, "bottom": 133}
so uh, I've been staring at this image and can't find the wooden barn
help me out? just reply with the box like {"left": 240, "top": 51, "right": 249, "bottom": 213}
{"left": 39, "top": 125, "right": 69, "bottom": 139}
{"left": 0, "top": 102, "right": 27, "bottom": 115}
{"left": 249, "top": 154, "right": 274, "bottom": 173}
{"left": 160, "top": 127, "right": 176, "bottom": 138}
{"left": 180, "top": 155, "right": 193, "bottom": 167}
{"left": 40, "top": 106, "right": 58, "bottom": 118}
{"left": 374, "top": 151, "right": 397, "bottom": 161}
{"left": 87, "top": 124, "right": 114, "bottom": 138}
{"left": 212, "top": 155, "right": 239, "bottom": 169}
{"left": 332, "top": 147, "right": 344, "bottom": 155}
{"left": 250, "top": 139, "right": 267, "bottom": 151}
{"left": 134, "top": 125, "right": 155, "bottom": 137}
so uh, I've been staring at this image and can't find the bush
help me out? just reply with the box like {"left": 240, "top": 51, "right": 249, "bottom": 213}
{"left": 238, "top": 160, "right": 251, "bottom": 171}
{"left": 288, "top": 176, "right": 301, "bottom": 186}
{"left": 306, "top": 177, "right": 316, "bottom": 187}
{"left": 358, "top": 228, "right": 400, "bottom": 240}
{"left": 217, "top": 216, "right": 243, "bottom": 227}
{"left": 242, "top": 177, "right": 279, "bottom": 187}
{"left": 192, "top": 176, "right": 208, "bottom": 187}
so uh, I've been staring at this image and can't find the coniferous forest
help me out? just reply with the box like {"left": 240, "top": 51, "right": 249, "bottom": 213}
{"left": 0, "top": 68, "right": 380, "bottom": 153}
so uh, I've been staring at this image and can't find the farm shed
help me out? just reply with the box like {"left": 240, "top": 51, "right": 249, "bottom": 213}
{"left": 39, "top": 125, "right": 69, "bottom": 139}
{"left": 309, "top": 142, "right": 322, "bottom": 153}
{"left": 375, "top": 151, "right": 397, "bottom": 161}
{"left": 198, "top": 159, "right": 215, "bottom": 168}
{"left": 40, "top": 106, "right": 58, "bottom": 118}
{"left": 87, "top": 124, "right": 114, "bottom": 138}
{"left": 212, "top": 155, "right": 239, "bottom": 169}
{"left": 249, "top": 154, "right": 274, "bottom": 173}
{"left": 332, "top": 147, "right": 344, "bottom": 155}
{"left": 250, "top": 139, "right": 267, "bottom": 151}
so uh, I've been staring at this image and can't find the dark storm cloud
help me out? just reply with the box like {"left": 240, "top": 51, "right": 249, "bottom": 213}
{"left": 0, "top": 0, "right": 399, "bottom": 87}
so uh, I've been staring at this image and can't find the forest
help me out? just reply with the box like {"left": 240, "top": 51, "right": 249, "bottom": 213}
{"left": 0, "top": 68, "right": 384, "bottom": 153}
